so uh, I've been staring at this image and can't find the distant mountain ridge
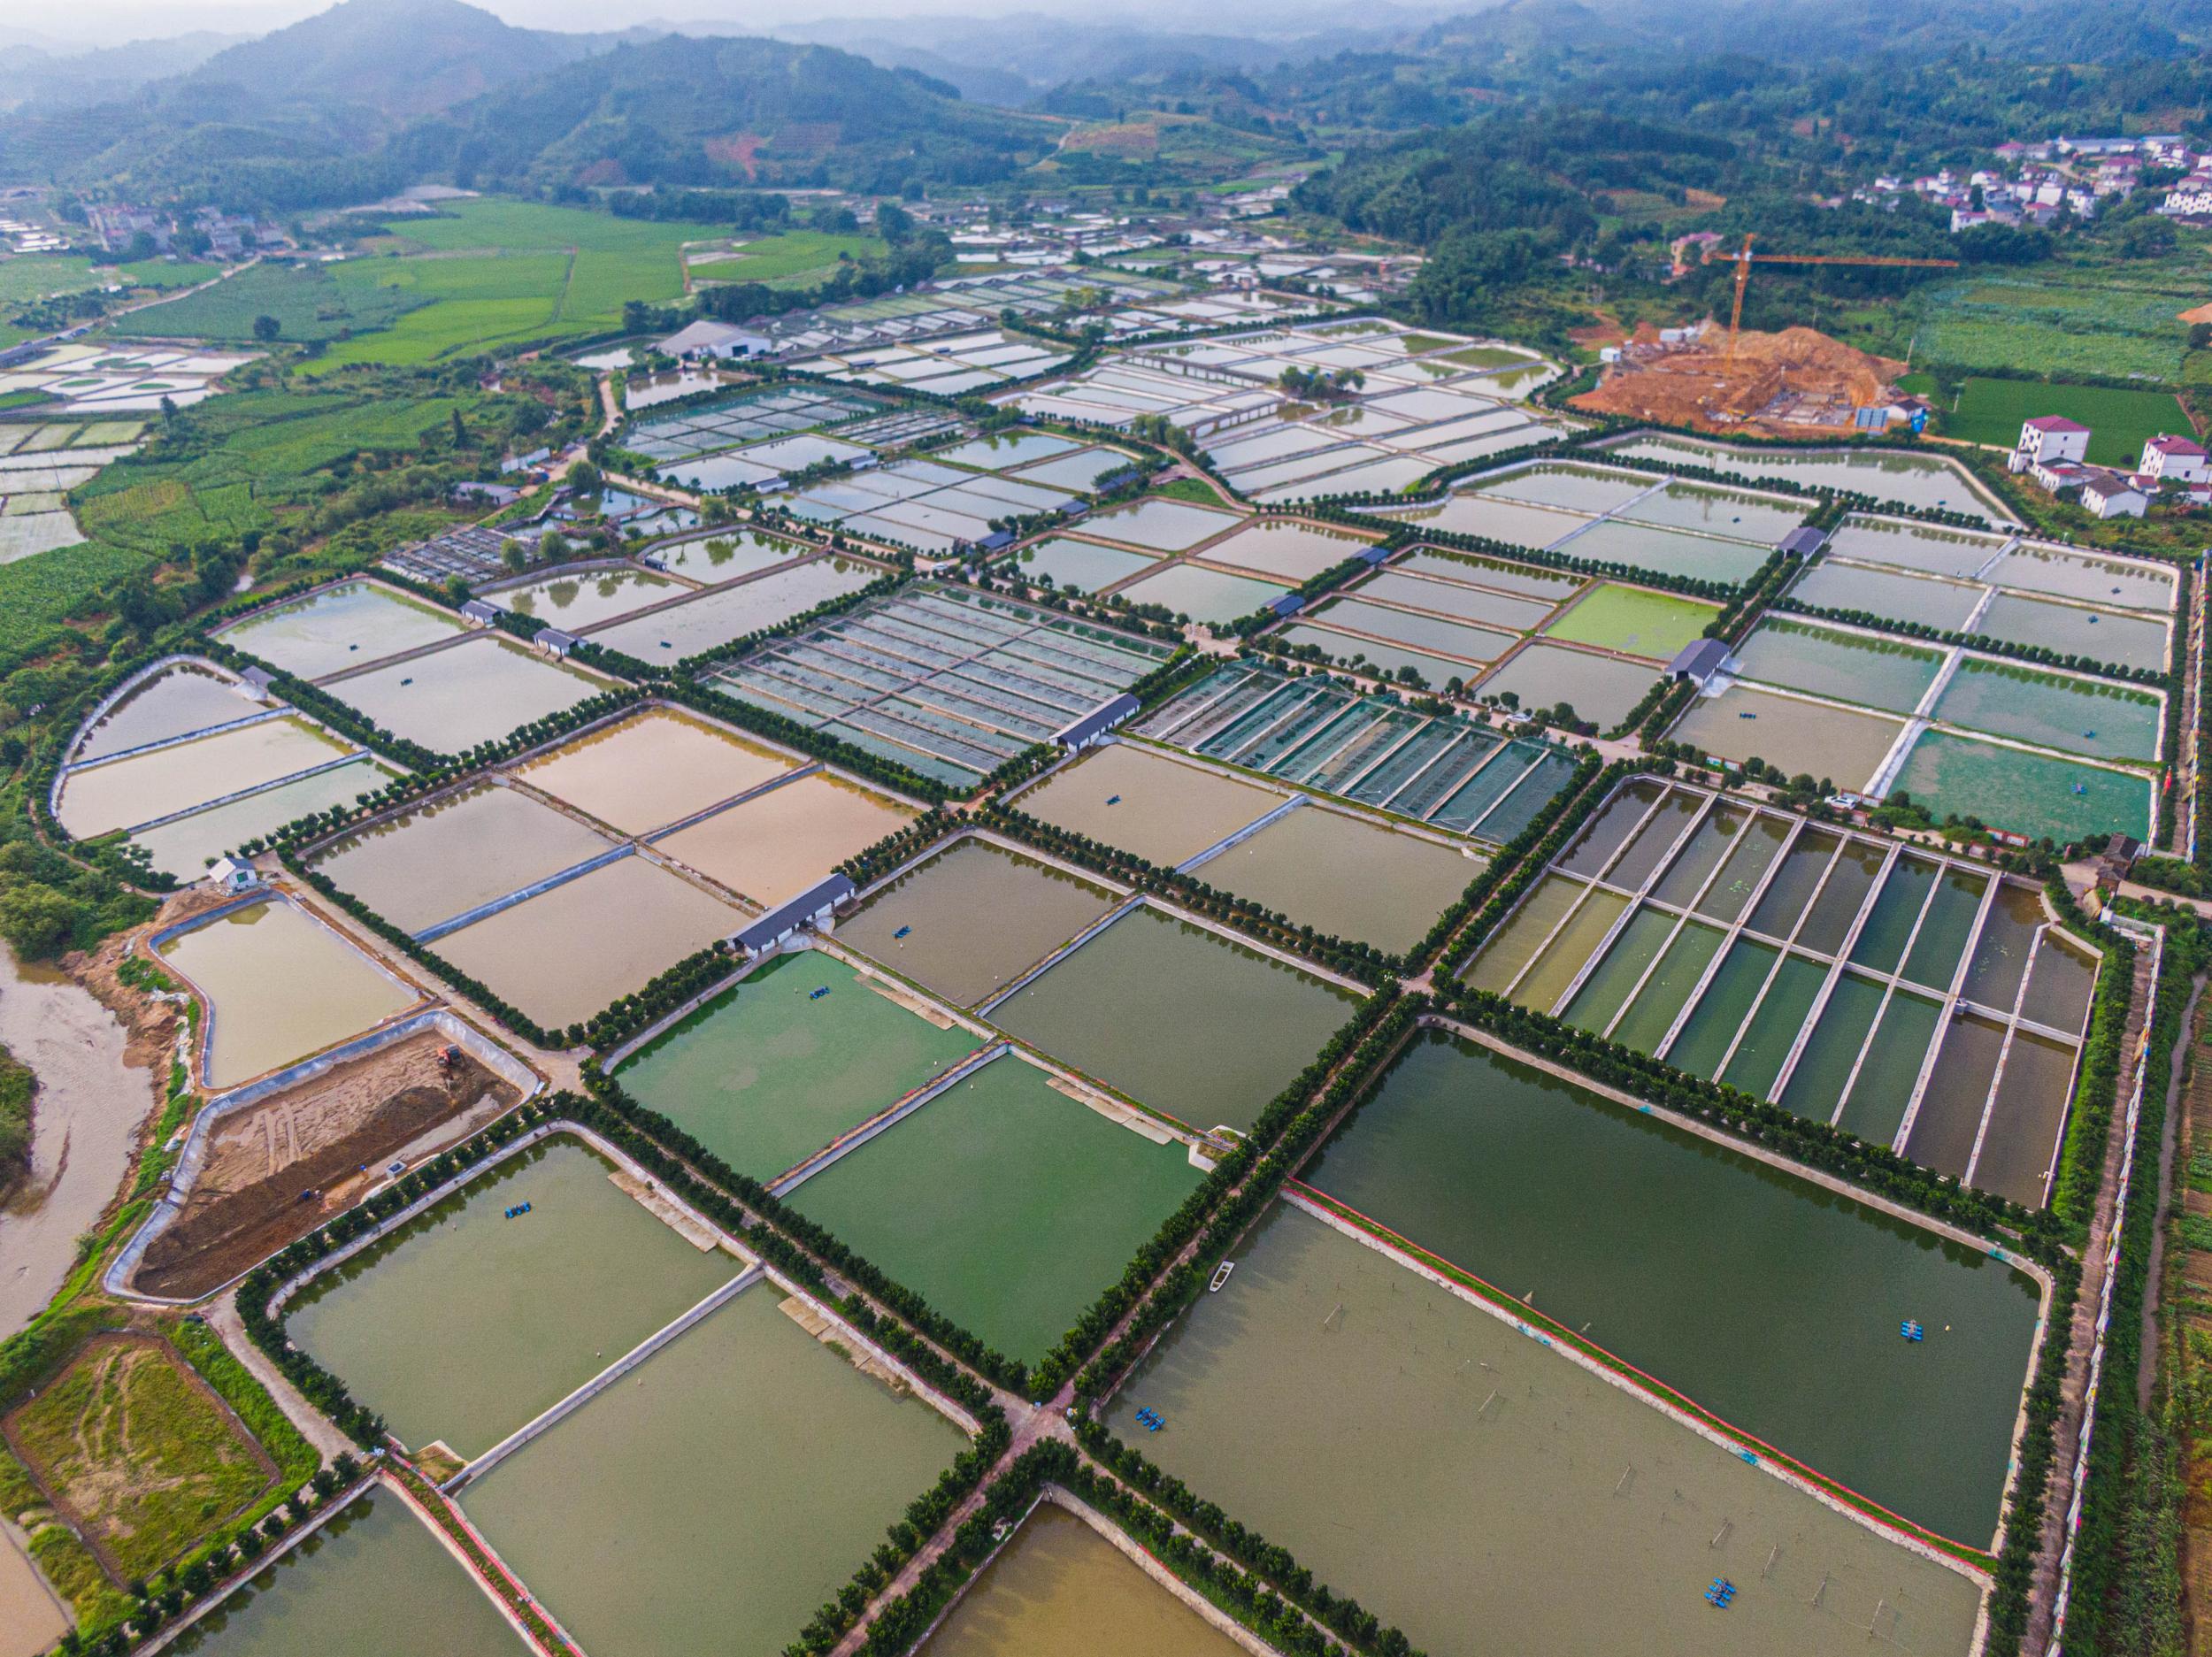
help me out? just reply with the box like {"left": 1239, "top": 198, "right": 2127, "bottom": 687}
{"left": 0, "top": 0, "right": 1048, "bottom": 203}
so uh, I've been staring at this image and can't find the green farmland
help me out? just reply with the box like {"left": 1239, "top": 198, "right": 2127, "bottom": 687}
{"left": 687, "top": 230, "right": 887, "bottom": 289}
{"left": 0, "top": 256, "right": 217, "bottom": 305}
{"left": 1939, "top": 377, "right": 2190, "bottom": 467}
{"left": 111, "top": 262, "right": 423, "bottom": 344}
{"left": 1911, "top": 271, "right": 2203, "bottom": 383}
{"left": 298, "top": 198, "right": 723, "bottom": 372}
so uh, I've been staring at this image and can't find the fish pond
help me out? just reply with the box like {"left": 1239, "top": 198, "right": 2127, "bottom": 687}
{"left": 787, "top": 1054, "right": 1202, "bottom": 1363}
{"left": 170, "top": 1492, "right": 522, "bottom": 1657}
{"left": 992, "top": 905, "right": 1358, "bottom": 1132}
{"left": 1106, "top": 1203, "right": 1985, "bottom": 1657}
{"left": 841, "top": 838, "right": 1118, "bottom": 1007}
{"left": 160, "top": 901, "right": 414, "bottom": 1088}
{"left": 287, "top": 1135, "right": 738, "bottom": 1457}
{"left": 460, "top": 1285, "right": 964, "bottom": 1657}
{"left": 617, "top": 952, "right": 981, "bottom": 1181}
{"left": 433, "top": 856, "right": 744, "bottom": 1032}
{"left": 1306, "top": 1027, "right": 2039, "bottom": 1544}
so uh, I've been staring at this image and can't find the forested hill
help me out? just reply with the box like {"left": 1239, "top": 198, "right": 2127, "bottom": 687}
{"left": 0, "top": 0, "right": 1051, "bottom": 207}
{"left": 387, "top": 34, "right": 1056, "bottom": 195}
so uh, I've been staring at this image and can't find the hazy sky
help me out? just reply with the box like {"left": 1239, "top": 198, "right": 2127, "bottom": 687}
{"left": 4, "top": 0, "right": 1425, "bottom": 50}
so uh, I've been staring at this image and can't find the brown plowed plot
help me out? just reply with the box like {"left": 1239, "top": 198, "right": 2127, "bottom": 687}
{"left": 3, "top": 1333, "right": 275, "bottom": 1584}
{"left": 1571, "top": 325, "right": 1905, "bottom": 437}
{"left": 132, "top": 1032, "right": 523, "bottom": 1300}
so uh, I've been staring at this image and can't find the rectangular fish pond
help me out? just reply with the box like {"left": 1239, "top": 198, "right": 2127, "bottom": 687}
{"left": 512, "top": 707, "right": 797, "bottom": 836}
{"left": 159, "top": 900, "right": 416, "bottom": 1089}
{"left": 783, "top": 1052, "right": 1203, "bottom": 1365}
{"left": 311, "top": 782, "right": 617, "bottom": 937}
{"left": 58, "top": 716, "right": 357, "bottom": 840}
{"left": 285, "top": 1133, "right": 741, "bottom": 1459}
{"left": 431, "top": 855, "right": 747, "bottom": 1033}
{"left": 218, "top": 580, "right": 469, "bottom": 680}
{"left": 457, "top": 1284, "right": 966, "bottom": 1657}
{"left": 655, "top": 772, "right": 915, "bottom": 909}
{"left": 989, "top": 903, "right": 1361, "bottom": 1133}
{"left": 614, "top": 952, "right": 982, "bottom": 1183}
{"left": 1011, "top": 742, "right": 1285, "bottom": 870}
{"left": 1187, "top": 803, "right": 1479, "bottom": 955}
{"left": 1459, "top": 778, "right": 2098, "bottom": 1200}
{"left": 840, "top": 837, "right": 1120, "bottom": 1007}
{"left": 1105, "top": 1202, "right": 1986, "bottom": 1657}
{"left": 168, "top": 1491, "right": 525, "bottom": 1657}
{"left": 1303, "top": 1026, "right": 2041, "bottom": 1546}
{"left": 326, "top": 636, "right": 609, "bottom": 755}
{"left": 917, "top": 1503, "right": 1246, "bottom": 1657}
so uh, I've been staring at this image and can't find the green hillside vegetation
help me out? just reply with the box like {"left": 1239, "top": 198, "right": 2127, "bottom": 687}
{"left": 388, "top": 32, "right": 1052, "bottom": 196}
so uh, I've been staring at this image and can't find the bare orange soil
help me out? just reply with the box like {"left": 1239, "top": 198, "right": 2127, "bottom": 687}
{"left": 1571, "top": 323, "right": 1907, "bottom": 437}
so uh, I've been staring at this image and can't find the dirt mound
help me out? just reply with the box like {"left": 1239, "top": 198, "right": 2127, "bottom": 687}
{"left": 133, "top": 1032, "right": 522, "bottom": 1300}
{"left": 1573, "top": 323, "right": 1908, "bottom": 436}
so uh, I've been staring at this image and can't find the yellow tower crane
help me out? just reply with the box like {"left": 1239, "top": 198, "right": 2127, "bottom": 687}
{"left": 1704, "top": 233, "right": 1959, "bottom": 361}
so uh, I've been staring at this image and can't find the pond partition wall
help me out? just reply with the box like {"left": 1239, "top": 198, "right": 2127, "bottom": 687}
{"left": 1459, "top": 777, "right": 2096, "bottom": 1206}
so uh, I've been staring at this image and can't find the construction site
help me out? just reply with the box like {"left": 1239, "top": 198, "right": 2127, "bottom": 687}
{"left": 1573, "top": 321, "right": 1909, "bottom": 434}
{"left": 1574, "top": 234, "right": 1948, "bottom": 435}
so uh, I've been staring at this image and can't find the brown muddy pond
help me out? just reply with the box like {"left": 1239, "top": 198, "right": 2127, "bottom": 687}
{"left": 1195, "top": 806, "right": 1478, "bottom": 955}
{"left": 59, "top": 717, "right": 354, "bottom": 839}
{"left": 1013, "top": 745, "right": 1280, "bottom": 868}
{"left": 919, "top": 1504, "right": 1244, "bottom": 1657}
{"left": 1670, "top": 685, "right": 1903, "bottom": 790}
{"left": 841, "top": 838, "right": 1118, "bottom": 1007}
{"left": 516, "top": 709, "right": 796, "bottom": 834}
{"left": 314, "top": 783, "right": 616, "bottom": 934}
{"left": 160, "top": 901, "right": 417, "bottom": 1087}
{"left": 434, "top": 856, "right": 745, "bottom": 1032}
{"left": 334, "top": 637, "right": 608, "bottom": 754}
{"left": 657, "top": 773, "right": 914, "bottom": 909}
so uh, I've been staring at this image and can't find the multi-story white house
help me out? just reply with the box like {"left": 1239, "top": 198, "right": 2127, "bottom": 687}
{"left": 2140, "top": 434, "right": 2210, "bottom": 486}
{"left": 2011, "top": 415, "right": 2092, "bottom": 472}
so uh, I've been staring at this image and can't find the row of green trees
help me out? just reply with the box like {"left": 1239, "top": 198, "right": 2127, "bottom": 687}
{"left": 1076, "top": 989, "right": 1412, "bottom": 1403}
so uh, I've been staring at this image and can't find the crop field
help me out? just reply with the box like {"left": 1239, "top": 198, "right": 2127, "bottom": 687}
{"left": 1939, "top": 377, "right": 2188, "bottom": 465}
{"left": 296, "top": 197, "right": 723, "bottom": 371}
{"left": 0, "top": 256, "right": 106, "bottom": 303}
{"left": 111, "top": 262, "right": 424, "bottom": 344}
{"left": 690, "top": 231, "right": 887, "bottom": 288}
{"left": 4, "top": 1335, "right": 273, "bottom": 1582}
{"left": 73, "top": 387, "right": 465, "bottom": 556}
{"left": 1912, "top": 272, "right": 2200, "bottom": 381}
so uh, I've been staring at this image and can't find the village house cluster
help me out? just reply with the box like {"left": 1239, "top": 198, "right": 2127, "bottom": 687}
{"left": 1841, "top": 133, "right": 2204, "bottom": 233}
{"left": 2010, "top": 413, "right": 2210, "bottom": 518}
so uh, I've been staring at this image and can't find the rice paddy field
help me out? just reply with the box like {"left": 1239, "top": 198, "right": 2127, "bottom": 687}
{"left": 1938, "top": 377, "right": 2188, "bottom": 468}
{"left": 294, "top": 199, "right": 726, "bottom": 372}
